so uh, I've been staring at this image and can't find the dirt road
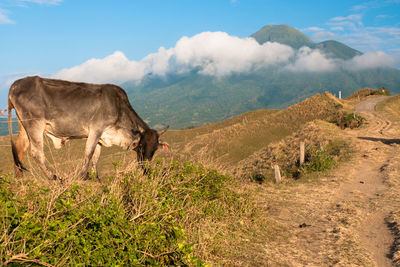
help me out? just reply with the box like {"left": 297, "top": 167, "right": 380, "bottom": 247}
{"left": 259, "top": 96, "right": 400, "bottom": 266}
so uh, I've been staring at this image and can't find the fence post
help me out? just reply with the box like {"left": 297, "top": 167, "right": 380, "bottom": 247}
{"left": 300, "top": 141, "right": 305, "bottom": 166}
{"left": 274, "top": 165, "right": 281, "bottom": 183}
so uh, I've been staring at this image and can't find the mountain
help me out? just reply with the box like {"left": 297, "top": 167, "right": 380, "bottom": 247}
{"left": 316, "top": 40, "right": 362, "bottom": 60}
{"left": 122, "top": 24, "right": 400, "bottom": 129}
{"left": 251, "top": 24, "right": 362, "bottom": 60}
{"left": 251, "top": 24, "right": 314, "bottom": 49}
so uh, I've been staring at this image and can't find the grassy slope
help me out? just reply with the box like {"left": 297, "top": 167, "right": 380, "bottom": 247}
{"left": 376, "top": 94, "right": 400, "bottom": 122}
{"left": 160, "top": 92, "right": 346, "bottom": 170}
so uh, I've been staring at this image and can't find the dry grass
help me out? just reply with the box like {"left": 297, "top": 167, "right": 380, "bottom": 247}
{"left": 376, "top": 94, "right": 400, "bottom": 123}
{"left": 234, "top": 120, "right": 350, "bottom": 181}
{"left": 159, "top": 92, "right": 346, "bottom": 172}
{"left": 346, "top": 87, "right": 390, "bottom": 101}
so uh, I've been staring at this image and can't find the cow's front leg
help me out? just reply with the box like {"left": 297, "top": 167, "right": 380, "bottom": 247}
{"left": 89, "top": 143, "right": 102, "bottom": 180}
{"left": 80, "top": 131, "right": 101, "bottom": 180}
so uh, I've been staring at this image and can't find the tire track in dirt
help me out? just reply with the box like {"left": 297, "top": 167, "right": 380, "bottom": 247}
{"left": 342, "top": 96, "right": 399, "bottom": 266}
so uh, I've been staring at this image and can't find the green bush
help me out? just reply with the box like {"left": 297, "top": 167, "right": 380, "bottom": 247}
{"left": 333, "top": 112, "right": 365, "bottom": 129}
{"left": 1, "top": 160, "right": 250, "bottom": 265}
{"left": 301, "top": 146, "right": 335, "bottom": 173}
{"left": 280, "top": 139, "right": 350, "bottom": 179}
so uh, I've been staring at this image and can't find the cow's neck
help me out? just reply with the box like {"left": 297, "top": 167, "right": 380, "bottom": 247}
{"left": 123, "top": 106, "right": 150, "bottom": 133}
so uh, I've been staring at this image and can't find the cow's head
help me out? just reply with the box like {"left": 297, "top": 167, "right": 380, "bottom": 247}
{"left": 134, "top": 126, "right": 171, "bottom": 164}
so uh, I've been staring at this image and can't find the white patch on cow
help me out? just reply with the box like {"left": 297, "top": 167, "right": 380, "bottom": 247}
{"left": 99, "top": 126, "right": 138, "bottom": 149}
{"left": 46, "top": 133, "right": 66, "bottom": 149}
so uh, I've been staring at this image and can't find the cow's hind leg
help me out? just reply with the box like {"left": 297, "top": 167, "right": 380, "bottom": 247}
{"left": 14, "top": 120, "right": 29, "bottom": 178}
{"left": 27, "top": 122, "right": 56, "bottom": 180}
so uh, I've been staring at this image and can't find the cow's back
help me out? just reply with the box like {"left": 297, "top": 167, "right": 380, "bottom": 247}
{"left": 8, "top": 76, "right": 129, "bottom": 137}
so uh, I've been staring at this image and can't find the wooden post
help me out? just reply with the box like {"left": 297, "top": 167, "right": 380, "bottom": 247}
{"left": 274, "top": 165, "right": 281, "bottom": 183}
{"left": 300, "top": 141, "right": 305, "bottom": 166}
{"left": 338, "top": 90, "right": 342, "bottom": 99}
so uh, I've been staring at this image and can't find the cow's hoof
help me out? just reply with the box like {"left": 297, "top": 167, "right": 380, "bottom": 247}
{"left": 82, "top": 172, "right": 91, "bottom": 180}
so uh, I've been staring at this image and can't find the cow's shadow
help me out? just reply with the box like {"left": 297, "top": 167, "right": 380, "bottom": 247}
{"left": 358, "top": 136, "right": 400, "bottom": 145}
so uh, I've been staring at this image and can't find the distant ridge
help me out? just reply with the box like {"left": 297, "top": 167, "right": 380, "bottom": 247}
{"left": 316, "top": 40, "right": 362, "bottom": 60}
{"left": 251, "top": 24, "right": 362, "bottom": 60}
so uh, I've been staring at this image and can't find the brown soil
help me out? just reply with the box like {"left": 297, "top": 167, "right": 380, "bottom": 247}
{"left": 250, "top": 96, "right": 400, "bottom": 266}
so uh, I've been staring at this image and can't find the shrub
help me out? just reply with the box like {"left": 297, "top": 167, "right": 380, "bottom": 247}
{"left": 333, "top": 112, "right": 365, "bottom": 129}
{"left": 252, "top": 173, "right": 266, "bottom": 184}
{"left": 0, "top": 160, "right": 252, "bottom": 265}
{"left": 301, "top": 146, "right": 336, "bottom": 173}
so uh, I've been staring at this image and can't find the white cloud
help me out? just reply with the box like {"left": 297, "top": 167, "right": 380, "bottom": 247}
{"left": 311, "top": 31, "right": 336, "bottom": 42}
{"left": 170, "top": 32, "right": 294, "bottom": 76}
{"left": 376, "top": 14, "right": 393, "bottom": 19}
{"left": 0, "top": 0, "right": 63, "bottom": 24}
{"left": 328, "top": 14, "right": 363, "bottom": 31}
{"left": 286, "top": 47, "right": 338, "bottom": 72}
{"left": 303, "top": 27, "right": 325, "bottom": 32}
{"left": 304, "top": 9, "right": 400, "bottom": 55}
{"left": 345, "top": 51, "right": 397, "bottom": 69}
{"left": 53, "top": 31, "right": 398, "bottom": 85}
{"left": 331, "top": 14, "right": 363, "bottom": 23}
{"left": 54, "top": 51, "right": 147, "bottom": 84}
{"left": 0, "top": 9, "right": 14, "bottom": 24}
{"left": 330, "top": 26, "right": 344, "bottom": 31}
{"left": 55, "top": 32, "right": 295, "bottom": 83}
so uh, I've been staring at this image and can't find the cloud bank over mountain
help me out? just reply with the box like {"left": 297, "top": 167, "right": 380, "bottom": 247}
{"left": 54, "top": 31, "right": 397, "bottom": 84}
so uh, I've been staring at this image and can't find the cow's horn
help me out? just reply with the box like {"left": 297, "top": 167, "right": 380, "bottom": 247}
{"left": 157, "top": 125, "right": 169, "bottom": 136}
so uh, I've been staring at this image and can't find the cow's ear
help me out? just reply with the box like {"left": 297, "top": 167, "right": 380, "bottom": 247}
{"left": 158, "top": 141, "right": 171, "bottom": 151}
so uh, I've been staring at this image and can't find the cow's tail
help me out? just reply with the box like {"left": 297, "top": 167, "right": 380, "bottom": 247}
{"left": 8, "top": 102, "right": 27, "bottom": 172}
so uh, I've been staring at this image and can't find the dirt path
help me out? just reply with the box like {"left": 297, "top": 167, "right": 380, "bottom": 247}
{"left": 258, "top": 96, "right": 400, "bottom": 266}
{"left": 344, "top": 96, "right": 396, "bottom": 266}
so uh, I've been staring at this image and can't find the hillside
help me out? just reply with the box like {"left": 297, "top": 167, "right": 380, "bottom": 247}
{"left": 157, "top": 92, "right": 348, "bottom": 170}
{"left": 123, "top": 24, "right": 400, "bottom": 129}
{"left": 125, "top": 68, "right": 400, "bottom": 129}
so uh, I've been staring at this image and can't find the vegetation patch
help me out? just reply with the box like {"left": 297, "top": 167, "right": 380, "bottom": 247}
{"left": 386, "top": 212, "right": 400, "bottom": 265}
{"left": 0, "top": 160, "right": 256, "bottom": 265}
{"left": 332, "top": 112, "right": 365, "bottom": 129}
{"left": 376, "top": 94, "right": 400, "bottom": 122}
{"left": 346, "top": 87, "right": 391, "bottom": 100}
{"left": 235, "top": 121, "right": 351, "bottom": 182}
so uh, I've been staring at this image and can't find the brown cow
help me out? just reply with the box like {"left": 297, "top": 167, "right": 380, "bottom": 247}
{"left": 8, "top": 76, "right": 170, "bottom": 180}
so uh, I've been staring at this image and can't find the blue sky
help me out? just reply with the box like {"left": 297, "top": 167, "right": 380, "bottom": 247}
{"left": 0, "top": 0, "right": 400, "bottom": 107}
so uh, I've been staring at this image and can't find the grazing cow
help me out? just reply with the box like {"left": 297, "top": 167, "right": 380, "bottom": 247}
{"left": 8, "top": 76, "right": 170, "bottom": 180}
